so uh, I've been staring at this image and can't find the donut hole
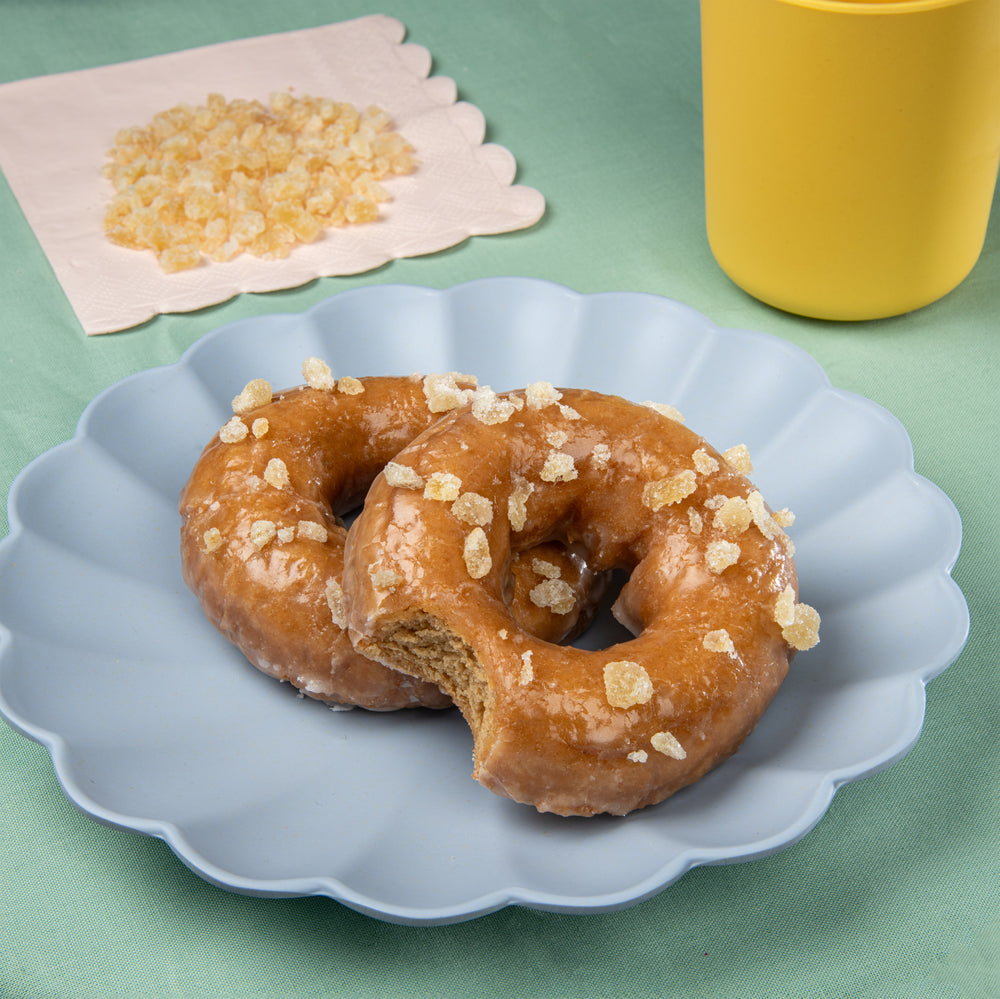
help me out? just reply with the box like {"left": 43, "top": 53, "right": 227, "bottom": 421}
{"left": 569, "top": 568, "right": 636, "bottom": 652}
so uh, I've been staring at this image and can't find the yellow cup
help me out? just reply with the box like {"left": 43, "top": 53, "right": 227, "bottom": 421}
{"left": 700, "top": 0, "right": 1000, "bottom": 320}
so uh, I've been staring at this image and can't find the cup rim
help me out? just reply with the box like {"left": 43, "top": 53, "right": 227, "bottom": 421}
{"left": 770, "top": 0, "right": 977, "bottom": 12}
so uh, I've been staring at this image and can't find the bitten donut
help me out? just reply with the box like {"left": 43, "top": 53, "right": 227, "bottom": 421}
{"left": 343, "top": 384, "right": 819, "bottom": 813}
{"left": 179, "top": 368, "right": 607, "bottom": 711}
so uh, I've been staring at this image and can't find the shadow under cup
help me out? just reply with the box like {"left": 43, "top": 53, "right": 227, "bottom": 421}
{"left": 700, "top": 0, "right": 1000, "bottom": 320}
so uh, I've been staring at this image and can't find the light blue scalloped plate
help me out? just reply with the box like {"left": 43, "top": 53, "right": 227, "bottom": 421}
{"left": 0, "top": 279, "right": 969, "bottom": 925}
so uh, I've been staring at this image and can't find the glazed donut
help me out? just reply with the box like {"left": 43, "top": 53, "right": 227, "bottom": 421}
{"left": 179, "top": 369, "right": 607, "bottom": 711}
{"left": 343, "top": 384, "right": 820, "bottom": 814}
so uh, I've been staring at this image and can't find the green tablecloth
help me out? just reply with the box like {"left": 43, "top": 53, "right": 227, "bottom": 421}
{"left": 1, "top": 1, "right": 996, "bottom": 995}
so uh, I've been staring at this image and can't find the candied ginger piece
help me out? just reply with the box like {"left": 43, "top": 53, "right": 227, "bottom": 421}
{"left": 219, "top": 416, "right": 248, "bottom": 443}
{"left": 525, "top": 381, "right": 562, "bottom": 410}
{"left": 723, "top": 444, "right": 754, "bottom": 475}
{"left": 249, "top": 520, "right": 277, "bottom": 549}
{"left": 518, "top": 650, "right": 534, "bottom": 686}
{"left": 643, "top": 470, "right": 697, "bottom": 511}
{"left": 424, "top": 472, "right": 462, "bottom": 502}
{"left": 264, "top": 458, "right": 290, "bottom": 489}
{"left": 651, "top": 731, "right": 687, "bottom": 760}
{"left": 714, "top": 496, "right": 752, "bottom": 535}
{"left": 297, "top": 520, "right": 328, "bottom": 543}
{"left": 783, "top": 602, "right": 821, "bottom": 651}
{"left": 302, "top": 356, "right": 336, "bottom": 390}
{"left": 603, "top": 661, "right": 654, "bottom": 709}
{"left": 507, "top": 478, "right": 534, "bottom": 531}
{"left": 643, "top": 401, "right": 685, "bottom": 424}
{"left": 326, "top": 577, "right": 347, "bottom": 628}
{"left": 463, "top": 527, "right": 492, "bottom": 579}
{"left": 692, "top": 448, "right": 720, "bottom": 475}
{"left": 703, "top": 629, "right": 737, "bottom": 657}
{"left": 452, "top": 491, "right": 494, "bottom": 526}
{"left": 540, "top": 451, "right": 577, "bottom": 483}
{"left": 384, "top": 462, "right": 425, "bottom": 490}
{"left": 337, "top": 376, "right": 364, "bottom": 395}
{"left": 705, "top": 540, "right": 741, "bottom": 573}
{"left": 232, "top": 379, "right": 272, "bottom": 414}
{"left": 529, "top": 578, "right": 576, "bottom": 615}
{"left": 202, "top": 527, "right": 224, "bottom": 552}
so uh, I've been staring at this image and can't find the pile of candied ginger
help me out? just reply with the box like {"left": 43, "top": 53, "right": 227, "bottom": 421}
{"left": 102, "top": 92, "right": 416, "bottom": 273}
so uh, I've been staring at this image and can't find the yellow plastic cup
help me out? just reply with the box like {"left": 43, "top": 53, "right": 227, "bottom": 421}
{"left": 700, "top": 0, "right": 1000, "bottom": 320}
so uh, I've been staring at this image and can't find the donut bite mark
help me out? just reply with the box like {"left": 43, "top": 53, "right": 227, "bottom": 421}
{"left": 343, "top": 385, "right": 819, "bottom": 815}
{"left": 179, "top": 367, "right": 608, "bottom": 711}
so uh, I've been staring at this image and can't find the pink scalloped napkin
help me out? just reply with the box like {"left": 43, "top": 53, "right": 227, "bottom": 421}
{"left": 0, "top": 15, "right": 545, "bottom": 334}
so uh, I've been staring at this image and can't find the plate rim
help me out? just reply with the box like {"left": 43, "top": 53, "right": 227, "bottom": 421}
{"left": 0, "top": 277, "right": 970, "bottom": 925}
